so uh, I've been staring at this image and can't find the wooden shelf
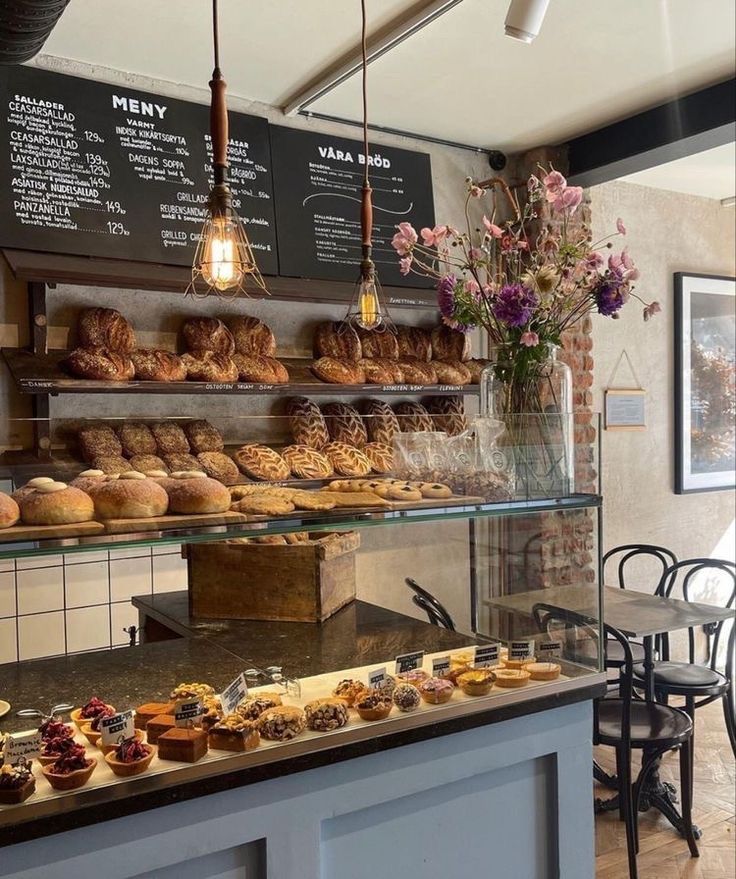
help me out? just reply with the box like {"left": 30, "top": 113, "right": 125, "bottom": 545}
{"left": 1, "top": 349, "right": 480, "bottom": 397}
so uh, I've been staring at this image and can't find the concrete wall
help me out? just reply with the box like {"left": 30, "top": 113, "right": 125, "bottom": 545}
{"left": 589, "top": 180, "right": 735, "bottom": 578}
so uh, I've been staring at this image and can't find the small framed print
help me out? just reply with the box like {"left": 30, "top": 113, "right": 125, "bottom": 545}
{"left": 675, "top": 272, "right": 735, "bottom": 494}
{"left": 604, "top": 389, "right": 646, "bottom": 431}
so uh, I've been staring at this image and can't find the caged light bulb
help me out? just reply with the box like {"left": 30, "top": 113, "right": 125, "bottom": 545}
{"left": 200, "top": 214, "right": 244, "bottom": 292}
{"left": 357, "top": 276, "right": 383, "bottom": 330}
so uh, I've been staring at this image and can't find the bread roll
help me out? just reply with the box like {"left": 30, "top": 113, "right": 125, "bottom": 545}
{"left": 92, "top": 478, "right": 169, "bottom": 519}
{"left": 287, "top": 397, "right": 330, "bottom": 450}
{"left": 19, "top": 484, "right": 95, "bottom": 525}
{"left": 232, "top": 354, "right": 289, "bottom": 384}
{"left": 228, "top": 316, "right": 276, "bottom": 356}
{"left": 65, "top": 347, "right": 134, "bottom": 381}
{"left": 431, "top": 360, "right": 472, "bottom": 386}
{"left": 362, "top": 400, "right": 400, "bottom": 445}
{"left": 131, "top": 349, "right": 187, "bottom": 382}
{"left": 165, "top": 476, "right": 231, "bottom": 514}
{"left": 77, "top": 308, "right": 135, "bottom": 354}
{"left": 430, "top": 325, "right": 471, "bottom": 362}
{"left": 314, "top": 321, "right": 361, "bottom": 362}
{"left": 182, "top": 352, "right": 238, "bottom": 383}
{"left": 151, "top": 423, "right": 190, "bottom": 455}
{"left": 356, "top": 328, "right": 399, "bottom": 360}
{"left": 183, "top": 420, "right": 224, "bottom": 454}
{"left": 0, "top": 493, "right": 20, "bottom": 529}
{"left": 118, "top": 423, "right": 157, "bottom": 457}
{"left": 78, "top": 425, "right": 122, "bottom": 462}
{"left": 182, "top": 317, "right": 235, "bottom": 355}
{"left": 311, "top": 357, "right": 365, "bottom": 385}
{"left": 322, "top": 402, "right": 367, "bottom": 448}
{"left": 395, "top": 325, "right": 432, "bottom": 362}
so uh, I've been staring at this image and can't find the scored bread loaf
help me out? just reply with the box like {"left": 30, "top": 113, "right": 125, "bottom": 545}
{"left": 424, "top": 395, "right": 468, "bottom": 436}
{"left": 356, "top": 328, "right": 399, "bottom": 360}
{"left": 430, "top": 325, "right": 471, "bottom": 362}
{"left": 232, "top": 354, "right": 289, "bottom": 384}
{"left": 314, "top": 321, "right": 361, "bottom": 362}
{"left": 131, "top": 349, "right": 187, "bottom": 382}
{"left": 151, "top": 422, "right": 190, "bottom": 455}
{"left": 430, "top": 360, "right": 472, "bottom": 386}
{"left": 394, "top": 401, "right": 434, "bottom": 432}
{"left": 286, "top": 397, "right": 330, "bottom": 450}
{"left": 397, "top": 359, "right": 437, "bottom": 386}
{"left": 322, "top": 402, "right": 367, "bottom": 448}
{"left": 227, "top": 316, "right": 276, "bottom": 356}
{"left": 118, "top": 423, "right": 157, "bottom": 457}
{"left": 358, "top": 359, "right": 397, "bottom": 385}
{"left": 281, "top": 445, "right": 333, "bottom": 479}
{"left": 65, "top": 347, "right": 134, "bottom": 382}
{"left": 78, "top": 424, "right": 123, "bottom": 462}
{"left": 465, "top": 358, "right": 491, "bottom": 384}
{"left": 183, "top": 420, "right": 224, "bottom": 454}
{"left": 361, "top": 399, "right": 400, "bottom": 446}
{"left": 182, "top": 352, "right": 238, "bottom": 383}
{"left": 311, "top": 357, "right": 365, "bottom": 385}
{"left": 182, "top": 317, "right": 235, "bottom": 355}
{"left": 363, "top": 442, "right": 394, "bottom": 474}
{"left": 395, "top": 325, "right": 432, "bottom": 362}
{"left": 77, "top": 307, "right": 135, "bottom": 354}
{"left": 322, "top": 442, "right": 372, "bottom": 477}
{"left": 232, "top": 444, "right": 291, "bottom": 481}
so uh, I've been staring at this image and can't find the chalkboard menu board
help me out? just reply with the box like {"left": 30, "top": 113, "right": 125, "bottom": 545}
{"left": 0, "top": 65, "right": 278, "bottom": 273}
{"left": 270, "top": 126, "right": 434, "bottom": 289}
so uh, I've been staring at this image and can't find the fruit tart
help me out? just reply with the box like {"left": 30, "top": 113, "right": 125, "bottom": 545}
{"left": 41, "top": 744, "right": 96, "bottom": 791}
{"left": 39, "top": 733, "right": 80, "bottom": 766}
{"left": 71, "top": 696, "right": 116, "bottom": 729}
{"left": 80, "top": 704, "right": 116, "bottom": 746}
{"left": 104, "top": 738, "right": 155, "bottom": 777}
{"left": 38, "top": 718, "right": 74, "bottom": 743}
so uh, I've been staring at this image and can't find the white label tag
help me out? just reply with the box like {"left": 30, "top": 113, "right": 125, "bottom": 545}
{"left": 368, "top": 667, "right": 387, "bottom": 689}
{"left": 538, "top": 640, "right": 563, "bottom": 659}
{"left": 432, "top": 655, "right": 451, "bottom": 677}
{"left": 510, "top": 640, "right": 535, "bottom": 660}
{"left": 474, "top": 643, "right": 500, "bottom": 668}
{"left": 99, "top": 710, "right": 135, "bottom": 747}
{"left": 394, "top": 651, "right": 424, "bottom": 674}
{"left": 174, "top": 699, "right": 203, "bottom": 728}
{"left": 219, "top": 673, "right": 249, "bottom": 716}
{"left": 2, "top": 731, "right": 42, "bottom": 765}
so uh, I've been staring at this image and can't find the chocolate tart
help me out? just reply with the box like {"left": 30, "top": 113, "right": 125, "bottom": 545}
{"left": 0, "top": 772, "right": 35, "bottom": 805}
{"left": 42, "top": 758, "right": 97, "bottom": 791}
{"left": 145, "top": 714, "right": 177, "bottom": 745}
{"left": 104, "top": 746, "right": 155, "bottom": 777}
{"left": 157, "top": 727, "right": 208, "bottom": 763}
{"left": 134, "top": 701, "right": 175, "bottom": 730}
{"left": 355, "top": 693, "right": 393, "bottom": 721}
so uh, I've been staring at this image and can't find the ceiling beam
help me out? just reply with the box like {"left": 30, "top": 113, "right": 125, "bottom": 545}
{"left": 281, "top": 0, "right": 465, "bottom": 117}
{"left": 566, "top": 78, "right": 736, "bottom": 188}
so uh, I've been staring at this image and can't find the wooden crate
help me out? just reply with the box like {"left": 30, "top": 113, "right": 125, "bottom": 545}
{"left": 186, "top": 531, "right": 360, "bottom": 623}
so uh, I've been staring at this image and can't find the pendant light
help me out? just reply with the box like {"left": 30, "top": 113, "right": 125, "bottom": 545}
{"left": 189, "top": 0, "right": 267, "bottom": 298}
{"left": 343, "top": 0, "right": 394, "bottom": 334}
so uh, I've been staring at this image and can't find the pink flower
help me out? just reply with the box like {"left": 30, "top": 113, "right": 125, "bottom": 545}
{"left": 586, "top": 251, "right": 604, "bottom": 270}
{"left": 543, "top": 170, "right": 567, "bottom": 202}
{"left": 465, "top": 278, "right": 480, "bottom": 295}
{"left": 391, "top": 222, "right": 418, "bottom": 256}
{"left": 643, "top": 301, "right": 661, "bottom": 321}
{"left": 616, "top": 217, "right": 626, "bottom": 235}
{"left": 399, "top": 256, "right": 412, "bottom": 276}
{"left": 470, "top": 185, "right": 483, "bottom": 198}
{"left": 420, "top": 224, "right": 448, "bottom": 247}
{"left": 469, "top": 247, "right": 483, "bottom": 261}
{"left": 553, "top": 186, "right": 583, "bottom": 213}
{"left": 482, "top": 215, "right": 504, "bottom": 238}
{"left": 520, "top": 331, "right": 539, "bottom": 347}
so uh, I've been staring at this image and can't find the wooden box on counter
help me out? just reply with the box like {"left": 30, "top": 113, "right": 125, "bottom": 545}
{"left": 185, "top": 532, "right": 360, "bottom": 623}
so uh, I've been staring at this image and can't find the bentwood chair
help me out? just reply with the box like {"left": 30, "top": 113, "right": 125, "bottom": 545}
{"left": 632, "top": 559, "right": 736, "bottom": 764}
{"left": 405, "top": 577, "right": 456, "bottom": 631}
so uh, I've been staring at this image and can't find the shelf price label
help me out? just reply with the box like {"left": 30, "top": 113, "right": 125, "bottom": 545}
{"left": 220, "top": 673, "right": 249, "bottom": 716}
{"left": 474, "top": 643, "right": 500, "bottom": 668}
{"left": 509, "top": 640, "right": 536, "bottom": 661}
{"left": 431, "top": 655, "right": 451, "bottom": 678}
{"left": 368, "top": 667, "right": 387, "bottom": 689}
{"left": 2, "top": 731, "right": 42, "bottom": 766}
{"left": 174, "top": 699, "right": 203, "bottom": 728}
{"left": 538, "top": 640, "right": 563, "bottom": 659}
{"left": 394, "top": 650, "right": 424, "bottom": 674}
{"left": 100, "top": 710, "right": 135, "bottom": 747}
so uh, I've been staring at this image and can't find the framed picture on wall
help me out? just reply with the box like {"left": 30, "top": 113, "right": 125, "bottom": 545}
{"left": 674, "top": 272, "right": 736, "bottom": 494}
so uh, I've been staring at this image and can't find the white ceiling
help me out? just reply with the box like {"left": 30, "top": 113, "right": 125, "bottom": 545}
{"left": 619, "top": 143, "right": 736, "bottom": 201}
{"left": 41, "top": 0, "right": 736, "bottom": 152}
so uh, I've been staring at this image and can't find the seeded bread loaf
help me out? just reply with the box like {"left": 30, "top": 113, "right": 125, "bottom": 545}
{"left": 430, "top": 360, "right": 472, "bottom": 386}
{"left": 357, "top": 359, "right": 397, "bottom": 385}
{"left": 163, "top": 453, "right": 203, "bottom": 473}
{"left": 65, "top": 347, "right": 134, "bottom": 382}
{"left": 311, "top": 357, "right": 365, "bottom": 385}
{"left": 430, "top": 325, "right": 471, "bottom": 362}
{"left": 118, "top": 423, "right": 157, "bottom": 457}
{"left": 227, "top": 316, "right": 276, "bottom": 356}
{"left": 356, "top": 327, "right": 399, "bottom": 360}
{"left": 182, "top": 317, "right": 235, "bottom": 355}
{"left": 196, "top": 452, "right": 240, "bottom": 482}
{"left": 314, "top": 321, "right": 361, "bottom": 362}
{"left": 183, "top": 420, "right": 224, "bottom": 454}
{"left": 232, "top": 354, "right": 289, "bottom": 384}
{"left": 129, "top": 454, "right": 169, "bottom": 474}
{"left": 77, "top": 307, "right": 135, "bottom": 354}
{"left": 181, "top": 352, "right": 238, "bottom": 383}
{"left": 151, "top": 422, "right": 190, "bottom": 456}
{"left": 131, "top": 349, "right": 187, "bottom": 382}
{"left": 395, "top": 325, "right": 432, "bottom": 362}
{"left": 465, "top": 358, "right": 491, "bottom": 384}
{"left": 78, "top": 424, "right": 123, "bottom": 462}
{"left": 397, "top": 359, "right": 437, "bottom": 386}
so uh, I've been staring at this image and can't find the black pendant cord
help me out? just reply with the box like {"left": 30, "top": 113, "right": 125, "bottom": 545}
{"left": 212, "top": 0, "right": 221, "bottom": 76}
{"left": 361, "top": 0, "right": 369, "bottom": 190}
{"left": 359, "top": 0, "right": 374, "bottom": 278}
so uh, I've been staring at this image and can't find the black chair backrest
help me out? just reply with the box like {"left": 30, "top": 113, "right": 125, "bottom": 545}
{"left": 600, "top": 623, "right": 634, "bottom": 749}
{"left": 406, "top": 578, "right": 456, "bottom": 631}
{"left": 658, "top": 558, "right": 736, "bottom": 669}
{"left": 603, "top": 544, "right": 678, "bottom": 593}
{"left": 531, "top": 602, "right": 601, "bottom": 669}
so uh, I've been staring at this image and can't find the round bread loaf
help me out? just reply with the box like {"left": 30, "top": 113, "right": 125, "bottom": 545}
{"left": 182, "top": 352, "right": 238, "bottom": 383}
{"left": 118, "top": 423, "right": 157, "bottom": 457}
{"left": 465, "top": 358, "right": 491, "bottom": 384}
{"left": 70, "top": 470, "right": 108, "bottom": 493}
{"left": 357, "top": 359, "right": 396, "bottom": 385}
{"left": 361, "top": 400, "right": 400, "bottom": 446}
{"left": 430, "top": 325, "right": 471, "bottom": 362}
{"left": 77, "top": 308, "right": 135, "bottom": 354}
{"left": 431, "top": 360, "right": 472, "bottom": 386}
{"left": 131, "top": 349, "right": 187, "bottom": 382}
{"left": 0, "top": 492, "right": 20, "bottom": 529}
{"left": 287, "top": 397, "right": 330, "bottom": 450}
{"left": 78, "top": 425, "right": 123, "bottom": 462}
{"left": 227, "top": 316, "right": 276, "bottom": 356}
{"left": 165, "top": 475, "right": 231, "bottom": 514}
{"left": 311, "top": 357, "right": 365, "bottom": 385}
{"left": 363, "top": 442, "right": 394, "bottom": 474}
{"left": 182, "top": 317, "right": 235, "bottom": 355}
{"left": 397, "top": 359, "right": 437, "bottom": 385}
{"left": 394, "top": 401, "right": 434, "bottom": 432}
{"left": 322, "top": 402, "right": 367, "bottom": 447}
{"left": 314, "top": 321, "right": 361, "bottom": 362}
{"left": 65, "top": 347, "right": 134, "bottom": 381}
{"left": 232, "top": 354, "right": 289, "bottom": 384}
{"left": 395, "top": 325, "right": 432, "bottom": 362}
{"left": 282, "top": 445, "right": 333, "bottom": 479}
{"left": 196, "top": 452, "right": 240, "bottom": 482}
{"left": 19, "top": 484, "right": 95, "bottom": 525}
{"left": 129, "top": 454, "right": 169, "bottom": 474}
{"left": 183, "top": 420, "right": 224, "bottom": 454}
{"left": 163, "top": 453, "right": 203, "bottom": 473}
{"left": 232, "top": 445, "right": 290, "bottom": 481}
{"left": 92, "top": 478, "right": 169, "bottom": 519}
{"left": 322, "top": 442, "right": 371, "bottom": 477}
{"left": 424, "top": 395, "right": 468, "bottom": 436}
{"left": 151, "top": 422, "right": 190, "bottom": 455}
{"left": 91, "top": 455, "right": 134, "bottom": 475}
{"left": 356, "top": 328, "right": 399, "bottom": 360}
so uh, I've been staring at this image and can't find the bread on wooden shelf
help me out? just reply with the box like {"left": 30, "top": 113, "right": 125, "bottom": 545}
{"left": 163, "top": 453, "right": 203, "bottom": 473}
{"left": 356, "top": 327, "right": 399, "bottom": 360}
{"left": 322, "top": 402, "right": 367, "bottom": 448}
{"left": 311, "top": 357, "right": 365, "bottom": 385}
{"left": 182, "top": 420, "right": 224, "bottom": 454}
{"left": 361, "top": 400, "right": 400, "bottom": 446}
{"left": 232, "top": 444, "right": 291, "bottom": 482}
{"left": 117, "top": 423, "right": 157, "bottom": 457}
{"left": 197, "top": 451, "right": 240, "bottom": 482}
{"left": 430, "top": 360, "right": 472, "bottom": 386}
{"left": 314, "top": 321, "right": 361, "bottom": 362}
{"left": 130, "top": 349, "right": 187, "bottom": 382}
{"left": 129, "top": 454, "right": 169, "bottom": 475}
{"left": 396, "top": 359, "right": 437, "bottom": 386}
{"left": 287, "top": 397, "right": 330, "bottom": 450}
{"left": 18, "top": 483, "right": 95, "bottom": 525}
{"left": 232, "top": 353, "right": 289, "bottom": 384}
{"left": 182, "top": 317, "right": 235, "bottom": 356}
{"left": 151, "top": 422, "right": 190, "bottom": 456}
{"left": 0, "top": 493, "right": 20, "bottom": 529}
{"left": 65, "top": 346, "right": 134, "bottom": 381}
{"left": 78, "top": 424, "right": 123, "bottom": 462}
{"left": 464, "top": 358, "right": 491, "bottom": 384}
{"left": 357, "top": 358, "right": 397, "bottom": 385}
{"left": 430, "top": 325, "right": 471, "bottom": 362}
{"left": 395, "top": 325, "right": 432, "bottom": 362}
{"left": 77, "top": 307, "right": 135, "bottom": 354}
{"left": 227, "top": 316, "right": 276, "bottom": 357}
{"left": 363, "top": 442, "right": 394, "bottom": 474}
{"left": 282, "top": 445, "right": 333, "bottom": 479}
{"left": 91, "top": 454, "right": 134, "bottom": 475}
{"left": 394, "top": 401, "right": 434, "bottom": 432}
{"left": 424, "top": 395, "right": 468, "bottom": 436}
{"left": 92, "top": 475, "right": 169, "bottom": 519}
{"left": 181, "top": 351, "right": 238, "bottom": 383}
{"left": 321, "top": 442, "right": 371, "bottom": 477}
{"left": 164, "top": 473, "right": 231, "bottom": 514}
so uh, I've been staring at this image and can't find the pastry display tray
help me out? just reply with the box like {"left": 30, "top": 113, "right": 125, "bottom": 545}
{"left": 1, "top": 349, "right": 480, "bottom": 397}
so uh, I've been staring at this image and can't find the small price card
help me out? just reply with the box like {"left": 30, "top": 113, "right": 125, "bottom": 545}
{"left": 220, "top": 673, "right": 249, "bottom": 716}
{"left": 2, "top": 730, "right": 42, "bottom": 765}
{"left": 174, "top": 699, "right": 203, "bottom": 728}
{"left": 394, "top": 651, "right": 424, "bottom": 675}
{"left": 368, "top": 667, "right": 387, "bottom": 689}
{"left": 432, "top": 655, "right": 451, "bottom": 678}
{"left": 474, "top": 643, "right": 500, "bottom": 668}
{"left": 100, "top": 710, "right": 135, "bottom": 747}
{"left": 509, "top": 640, "right": 535, "bottom": 661}
{"left": 538, "top": 640, "right": 563, "bottom": 659}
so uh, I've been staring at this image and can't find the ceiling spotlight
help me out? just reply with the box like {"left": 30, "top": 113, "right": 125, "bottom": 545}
{"left": 504, "top": 0, "right": 550, "bottom": 43}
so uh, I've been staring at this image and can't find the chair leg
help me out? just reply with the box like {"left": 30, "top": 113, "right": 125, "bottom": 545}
{"left": 679, "top": 739, "right": 700, "bottom": 858}
{"left": 619, "top": 744, "right": 639, "bottom": 879}
{"left": 724, "top": 691, "right": 736, "bottom": 758}
{"left": 615, "top": 746, "right": 625, "bottom": 822}
{"left": 685, "top": 696, "right": 695, "bottom": 804}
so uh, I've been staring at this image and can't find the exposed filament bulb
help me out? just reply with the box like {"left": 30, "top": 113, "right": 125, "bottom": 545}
{"left": 357, "top": 277, "right": 383, "bottom": 330}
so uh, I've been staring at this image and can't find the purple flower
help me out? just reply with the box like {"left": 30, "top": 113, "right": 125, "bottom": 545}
{"left": 437, "top": 274, "right": 458, "bottom": 323}
{"left": 492, "top": 283, "right": 538, "bottom": 328}
{"left": 594, "top": 270, "right": 628, "bottom": 317}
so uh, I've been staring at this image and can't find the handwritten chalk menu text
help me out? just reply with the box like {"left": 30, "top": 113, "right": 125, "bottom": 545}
{"left": 270, "top": 126, "right": 434, "bottom": 288}
{"left": 0, "top": 65, "right": 277, "bottom": 272}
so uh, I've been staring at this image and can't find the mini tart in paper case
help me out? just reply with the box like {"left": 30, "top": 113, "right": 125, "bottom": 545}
{"left": 457, "top": 669, "right": 494, "bottom": 697}
{"left": 355, "top": 691, "right": 393, "bottom": 722}
{"left": 493, "top": 669, "right": 531, "bottom": 689}
{"left": 526, "top": 662, "right": 561, "bottom": 681}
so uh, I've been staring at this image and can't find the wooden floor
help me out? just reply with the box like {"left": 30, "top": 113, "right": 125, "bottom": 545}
{"left": 595, "top": 699, "right": 735, "bottom": 878}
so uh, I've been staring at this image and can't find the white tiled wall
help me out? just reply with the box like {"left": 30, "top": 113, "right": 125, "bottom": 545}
{"left": 0, "top": 546, "right": 188, "bottom": 662}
